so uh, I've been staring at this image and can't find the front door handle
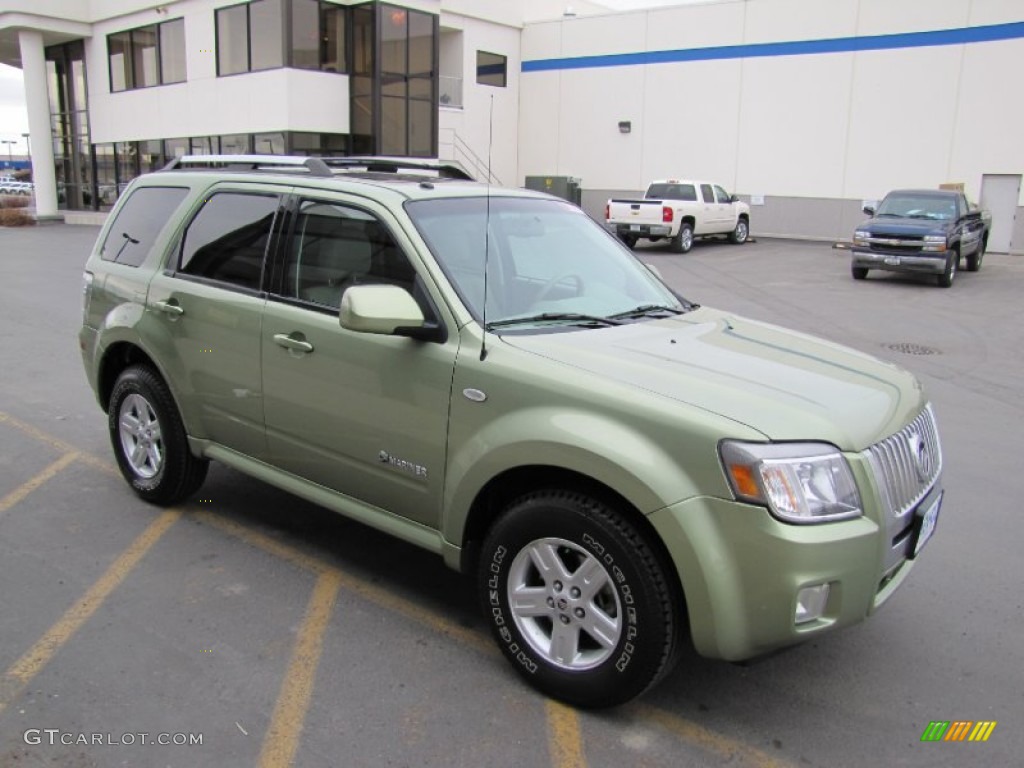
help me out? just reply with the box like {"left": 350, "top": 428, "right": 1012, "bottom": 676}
{"left": 152, "top": 300, "right": 184, "bottom": 316}
{"left": 273, "top": 333, "right": 314, "bottom": 354}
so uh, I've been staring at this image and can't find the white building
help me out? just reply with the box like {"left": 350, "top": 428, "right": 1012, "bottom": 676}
{"left": 1, "top": 0, "right": 1022, "bottom": 251}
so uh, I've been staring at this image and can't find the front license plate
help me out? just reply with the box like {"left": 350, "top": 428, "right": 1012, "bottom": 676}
{"left": 885, "top": 256, "right": 901, "bottom": 266}
{"left": 911, "top": 494, "right": 942, "bottom": 557}
{"left": 630, "top": 224, "right": 641, "bottom": 232}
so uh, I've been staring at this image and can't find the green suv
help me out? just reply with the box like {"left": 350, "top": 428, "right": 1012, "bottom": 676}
{"left": 80, "top": 156, "right": 943, "bottom": 707}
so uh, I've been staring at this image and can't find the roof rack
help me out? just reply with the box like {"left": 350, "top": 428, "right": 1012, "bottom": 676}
{"left": 161, "top": 154, "right": 332, "bottom": 177}
{"left": 159, "top": 154, "right": 474, "bottom": 181}
{"left": 319, "top": 157, "right": 474, "bottom": 181}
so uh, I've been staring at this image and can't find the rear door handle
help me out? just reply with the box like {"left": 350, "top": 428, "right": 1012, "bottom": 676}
{"left": 273, "top": 333, "right": 314, "bottom": 354}
{"left": 152, "top": 300, "right": 184, "bottom": 316}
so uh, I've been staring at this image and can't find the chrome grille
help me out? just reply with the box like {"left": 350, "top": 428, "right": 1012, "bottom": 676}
{"left": 863, "top": 404, "right": 942, "bottom": 571}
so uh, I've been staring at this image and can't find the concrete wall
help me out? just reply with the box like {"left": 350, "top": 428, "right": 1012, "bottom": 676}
{"left": 520, "top": 0, "right": 1024, "bottom": 249}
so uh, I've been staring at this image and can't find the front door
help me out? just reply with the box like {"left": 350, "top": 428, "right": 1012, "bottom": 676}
{"left": 980, "top": 174, "right": 1021, "bottom": 253}
{"left": 260, "top": 196, "right": 458, "bottom": 528}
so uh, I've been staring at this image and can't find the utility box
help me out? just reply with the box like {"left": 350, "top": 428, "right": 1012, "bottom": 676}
{"left": 525, "top": 176, "right": 582, "bottom": 206}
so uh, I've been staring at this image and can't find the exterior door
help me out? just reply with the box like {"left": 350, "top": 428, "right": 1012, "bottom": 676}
{"left": 980, "top": 174, "right": 1021, "bottom": 253}
{"left": 146, "top": 186, "right": 284, "bottom": 456}
{"left": 260, "top": 196, "right": 458, "bottom": 528}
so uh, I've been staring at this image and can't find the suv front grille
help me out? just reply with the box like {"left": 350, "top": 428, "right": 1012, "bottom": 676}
{"left": 863, "top": 404, "right": 942, "bottom": 572}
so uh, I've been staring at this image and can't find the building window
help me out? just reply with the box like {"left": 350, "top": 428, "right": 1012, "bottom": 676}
{"left": 378, "top": 5, "right": 436, "bottom": 157}
{"left": 108, "top": 19, "right": 186, "bottom": 92}
{"left": 476, "top": 51, "right": 506, "bottom": 88}
{"left": 217, "top": 0, "right": 284, "bottom": 76}
{"left": 291, "top": 0, "right": 347, "bottom": 72}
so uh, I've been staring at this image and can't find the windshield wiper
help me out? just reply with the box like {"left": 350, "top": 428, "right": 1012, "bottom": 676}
{"left": 607, "top": 304, "right": 686, "bottom": 320}
{"left": 875, "top": 213, "right": 902, "bottom": 218}
{"left": 485, "top": 312, "right": 623, "bottom": 330}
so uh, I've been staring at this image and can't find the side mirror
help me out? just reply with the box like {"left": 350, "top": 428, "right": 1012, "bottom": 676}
{"left": 340, "top": 284, "right": 425, "bottom": 336}
{"left": 730, "top": 194, "right": 739, "bottom": 203}
{"left": 862, "top": 204, "right": 876, "bottom": 216}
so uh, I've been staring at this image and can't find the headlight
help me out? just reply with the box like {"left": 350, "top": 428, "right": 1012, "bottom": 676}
{"left": 853, "top": 230, "right": 870, "bottom": 246}
{"left": 719, "top": 441, "right": 862, "bottom": 524}
{"left": 922, "top": 234, "right": 947, "bottom": 252}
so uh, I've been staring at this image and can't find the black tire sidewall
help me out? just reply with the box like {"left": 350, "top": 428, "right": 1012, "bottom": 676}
{"left": 479, "top": 492, "right": 675, "bottom": 708}
{"left": 108, "top": 365, "right": 200, "bottom": 504}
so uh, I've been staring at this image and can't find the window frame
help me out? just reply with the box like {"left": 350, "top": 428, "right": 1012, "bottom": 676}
{"left": 475, "top": 50, "right": 507, "bottom": 88}
{"left": 216, "top": 0, "right": 286, "bottom": 77}
{"left": 107, "top": 18, "right": 186, "bottom": 93}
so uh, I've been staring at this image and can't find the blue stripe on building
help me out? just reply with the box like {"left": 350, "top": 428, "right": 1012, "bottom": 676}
{"left": 521, "top": 20, "right": 1024, "bottom": 72}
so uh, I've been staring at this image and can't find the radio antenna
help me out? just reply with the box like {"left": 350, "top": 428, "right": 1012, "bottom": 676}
{"left": 480, "top": 95, "right": 494, "bottom": 361}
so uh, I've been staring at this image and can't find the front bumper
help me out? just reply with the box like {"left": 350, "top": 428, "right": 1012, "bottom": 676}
{"left": 852, "top": 248, "right": 947, "bottom": 274}
{"left": 648, "top": 493, "right": 923, "bottom": 661}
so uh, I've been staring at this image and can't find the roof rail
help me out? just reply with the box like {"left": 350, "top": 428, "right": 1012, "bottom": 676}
{"left": 320, "top": 156, "right": 475, "bottom": 181}
{"left": 161, "top": 154, "right": 332, "bottom": 177}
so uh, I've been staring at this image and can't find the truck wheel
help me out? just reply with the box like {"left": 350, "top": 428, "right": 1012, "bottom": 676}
{"left": 729, "top": 218, "right": 749, "bottom": 244}
{"left": 851, "top": 266, "right": 868, "bottom": 280}
{"left": 109, "top": 365, "right": 208, "bottom": 505}
{"left": 937, "top": 251, "right": 957, "bottom": 288}
{"left": 478, "top": 490, "right": 681, "bottom": 708}
{"left": 619, "top": 233, "right": 638, "bottom": 250}
{"left": 966, "top": 238, "right": 985, "bottom": 272}
{"left": 672, "top": 223, "right": 694, "bottom": 254}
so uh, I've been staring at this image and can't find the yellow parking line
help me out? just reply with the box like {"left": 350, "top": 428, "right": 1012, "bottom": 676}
{"left": 258, "top": 570, "right": 343, "bottom": 768}
{"left": 0, "top": 508, "right": 180, "bottom": 716}
{"left": 0, "top": 411, "right": 79, "bottom": 455}
{"left": 0, "top": 451, "right": 79, "bottom": 516}
{"left": 547, "top": 700, "right": 587, "bottom": 768}
{"left": 636, "top": 704, "right": 796, "bottom": 768}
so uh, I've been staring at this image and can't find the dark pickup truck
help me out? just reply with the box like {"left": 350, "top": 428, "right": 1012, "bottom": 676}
{"left": 851, "top": 189, "right": 990, "bottom": 288}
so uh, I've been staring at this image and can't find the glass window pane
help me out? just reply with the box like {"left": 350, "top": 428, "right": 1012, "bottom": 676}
{"left": 108, "top": 32, "right": 133, "bottom": 91}
{"left": 217, "top": 4, "right": 249, "bottom": 75}
{"left": 139, "top": 140, "right": 165, "bottom": 173}
{"left": 321, "top": 4, "right": 346, "bottom": 72}
{"left": 250, "top": 0, "right": 283, "bottom": 71}
{"left": 409, "top": 98, "right": 432, "bottom": 157}
{"left": 190, "top": 136, "right": 213, "bottom": 155}
{"left": 101, "top": 186, "right": 190, "bottom": 266}
{"left": 159, "top": 19, "right": 187, "bottom": 84}
{"left": 164, "top": 137, "right": 188, "bottom": 160}
{"left": 180, "top": 193, "right": 279, "bottom": 289}
{"left": 381, "top": 96, "right": 406, "bottom": 156}
{"left": 291, "top": 0, "right": 319, "bottom": 70}
{"left": 409, "top": 11, "right": 433, "bottom": 77}
{"left": 254, "top": 132, "right": 285, "bottom": 154}
{"left": 132, "top": 26, "right": 159, "bottom": 88}
{"left": 219, "top": 134, "right": 251, "bottom": 154}
{"left": 476, "top": 51, "right": 506, "bottom": 87}
{"left": 409, "top": 75, "right": 431, "bottom": 100}
{"left": 381, "top": 5, "right": 407, "bottom": 75}
{"left": 115, "top": 142, "right": 140, "bottom": 195}
{"left": 352, "top": 6, "right": 374, "bottom": 76}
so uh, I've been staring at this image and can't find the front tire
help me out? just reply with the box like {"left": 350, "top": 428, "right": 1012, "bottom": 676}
{"left": 937, "top": 251, "right": 958, "bottom": 288}
{"left": 966, "top": 237, "right": 985, "bottom": 272}
{"left": 729, "top": 218, "right": 749, "bottom": 244}
{"left": 109, "top": 365, "right": 208, "bottom": 505}
{"left": 478, "top": 490, "right": 681, "bottom": 708}
{"left": 672, "top": 223, "right": 694, "bottom": 254}
{"left": 851, "top": 265, "right": 868, "bottom": 280}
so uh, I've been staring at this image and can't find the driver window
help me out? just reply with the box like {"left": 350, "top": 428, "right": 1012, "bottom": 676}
{"left": 700, "top": 184, "right": 714, "bottom": 203}
{"left": 282, "top": 200, "right": 416, "bottom": 308}
{"left": 714, "top": 185, "right": 731, "bottom": 204}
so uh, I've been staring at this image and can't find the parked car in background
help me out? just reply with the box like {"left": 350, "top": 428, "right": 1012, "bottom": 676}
{"left": 606, "top": 179, "right": 750, "bottom": 252}
{"left": 851, "top": 189, "right": 990, "bottom": 288}
{"left": 1, "top": 180, "right": 34, "bottom": 197}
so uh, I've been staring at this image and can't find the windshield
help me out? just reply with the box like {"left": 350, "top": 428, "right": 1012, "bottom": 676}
{"left": 406, "top": 196, "right": 685, "bottom": 330}
{"left": 876, "top": 194, "right": 958, "bottom": 220}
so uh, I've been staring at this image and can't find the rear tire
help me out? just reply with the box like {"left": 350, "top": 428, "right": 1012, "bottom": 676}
{"left": 478, "top": 490, "right": 681, "bottom": 708}
{"left": 672, "top": 223, "right": 694, "bottom": 254}
{"left": 619, "top": 233, "right": 638, "bottom": 250}
{"left": 937, "top": 251, "right": 958, "bottom": 288}
{"left": 108, "top": 365, "right": 208, "bottom": 505}
{"left": 851, "top": 266, "right": 868, "bottom": 280}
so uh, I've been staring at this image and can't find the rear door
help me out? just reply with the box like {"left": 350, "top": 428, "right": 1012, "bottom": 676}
{"left": 146, "top": 184, "right": 286, "bottom": 456}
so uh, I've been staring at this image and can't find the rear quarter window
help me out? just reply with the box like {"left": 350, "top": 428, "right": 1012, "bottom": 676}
{"left": 100, "top": 186, "right": 190, "bottom": 267}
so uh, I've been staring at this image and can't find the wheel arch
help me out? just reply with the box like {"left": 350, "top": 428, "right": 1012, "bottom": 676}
{"left": 98, "top": 342, "right": 162, "bottom": 414}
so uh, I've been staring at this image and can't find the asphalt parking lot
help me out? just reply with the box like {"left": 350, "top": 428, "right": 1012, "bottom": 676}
{"left": 1, "top": 224, "right": 1022, "bottom": 768}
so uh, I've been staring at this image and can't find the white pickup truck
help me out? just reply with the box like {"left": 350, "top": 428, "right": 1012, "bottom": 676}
{"left": 606, "top": 180, "right": 750, "bottom": 253}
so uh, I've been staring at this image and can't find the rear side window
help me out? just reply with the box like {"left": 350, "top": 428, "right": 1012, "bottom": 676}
{"left": 699, "top": 184, "right": 714, "bottom": 203}
{"left": 100, "top": 186, "right": 189, "bottom": 267}
{"left": 179, "top": 192, "right": 280, "bottom": 290}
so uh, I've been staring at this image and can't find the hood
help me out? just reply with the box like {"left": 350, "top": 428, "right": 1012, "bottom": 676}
{"left": 502, "top": 307, "right": 925, "bottom": 451}
{"left": 858, "top": 216, "right": 950, "bottom": 237}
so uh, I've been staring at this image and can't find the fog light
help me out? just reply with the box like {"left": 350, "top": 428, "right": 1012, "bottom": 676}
{"left": 795, "top": 584, "right": 830, "bottom": 624}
